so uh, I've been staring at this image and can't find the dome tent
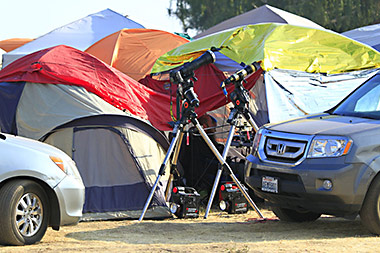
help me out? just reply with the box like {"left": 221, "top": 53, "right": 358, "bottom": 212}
{"left": 85, "top": 28, "right": 189, "bottom": 81}
{"left": 0, "top": 45, "right": 172, "bottom": 220}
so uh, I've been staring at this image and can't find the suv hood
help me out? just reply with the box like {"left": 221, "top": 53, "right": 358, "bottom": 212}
{"left": 267, "top": 113, "right": 380, "bottom": 136}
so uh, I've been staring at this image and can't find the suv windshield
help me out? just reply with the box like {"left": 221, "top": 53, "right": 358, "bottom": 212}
{"left": 333, "top": 74, "right": 380, "bottom": 120}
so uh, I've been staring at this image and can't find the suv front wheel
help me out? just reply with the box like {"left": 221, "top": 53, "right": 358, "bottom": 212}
{"left": 0, "top": 179, "right": 49, "bottom": 246}
{"left": 360, "top": 175, "right": 380, "bottom": 235}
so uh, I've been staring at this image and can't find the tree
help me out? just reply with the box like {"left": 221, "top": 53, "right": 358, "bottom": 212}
{"left": 169, "top": 0, "right": 380, "bottom": 33}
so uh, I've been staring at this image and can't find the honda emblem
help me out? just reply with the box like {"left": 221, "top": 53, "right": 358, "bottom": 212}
{"left": 276, "top": 143, "right": 286, "bottom": 155}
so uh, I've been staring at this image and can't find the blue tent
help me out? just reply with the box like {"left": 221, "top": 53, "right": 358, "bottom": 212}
{"left": 2, "top": 9, "right": 144, "bottom": 67}
{"left": 342, "top": 23, "right": 380, "bottom": 52}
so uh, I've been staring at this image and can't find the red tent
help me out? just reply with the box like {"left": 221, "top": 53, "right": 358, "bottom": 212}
{"left": 0, "top": 45, "right": 262, "bottom": 131}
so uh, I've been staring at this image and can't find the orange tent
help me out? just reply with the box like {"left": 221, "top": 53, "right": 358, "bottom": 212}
{"left": 85, "top": 28, "right": 189, "bottom": 81}
{"left": 0, "top": 38, "right": 33, "bottom": 52}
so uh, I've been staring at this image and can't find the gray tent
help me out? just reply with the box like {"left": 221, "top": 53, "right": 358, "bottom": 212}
{"left": 194, "top": 5, "right": 323, "bottom": 39}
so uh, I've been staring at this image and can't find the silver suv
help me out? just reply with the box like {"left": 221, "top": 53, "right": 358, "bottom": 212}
{"left": 245, "top": 72, "right": 380, "bottom": 234}
{"left": 0, "top": 132, "right": 85, "bottom": 246}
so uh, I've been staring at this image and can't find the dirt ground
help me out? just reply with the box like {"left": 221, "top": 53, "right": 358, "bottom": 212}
{"left": 1, "top": 208, "right": 379, "bottom": 253}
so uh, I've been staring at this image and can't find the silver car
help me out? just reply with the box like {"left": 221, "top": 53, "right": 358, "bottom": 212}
{"left": 0, "top": 132, "right": 85, "bottom": 246}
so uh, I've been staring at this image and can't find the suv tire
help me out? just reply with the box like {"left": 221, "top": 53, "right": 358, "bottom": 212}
{"left": 360, "top": 176, "right": 380, "bottom": 235}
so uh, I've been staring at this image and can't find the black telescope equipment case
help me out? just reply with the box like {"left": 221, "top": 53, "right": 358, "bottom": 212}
{"left": 219, "top": 182, "right": 248, "bottom": 214}
{"left": 169, "top": 186, "right": 201, "bottom": 218}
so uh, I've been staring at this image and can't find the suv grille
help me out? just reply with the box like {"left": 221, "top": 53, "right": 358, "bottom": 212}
{"left": 257, "top": 130, "right": 312, "bottom": 166}
{"left": 265, "top": 137, "right": 307, "bottom": 163}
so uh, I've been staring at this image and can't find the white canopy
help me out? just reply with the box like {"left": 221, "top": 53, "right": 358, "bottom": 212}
{"left": 2, "top": 9, "right": 144, "bottom": 67}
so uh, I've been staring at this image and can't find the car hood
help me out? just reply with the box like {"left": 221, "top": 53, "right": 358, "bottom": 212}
{"left": 266, "top": 113, "right": 380, "bottom": 136}
{"left": 0, "top": 133, "right": 70, "bottom": 158}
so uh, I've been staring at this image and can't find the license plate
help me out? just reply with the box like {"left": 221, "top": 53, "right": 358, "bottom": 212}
{"left": 262, "top": 176, "right": 278, "bottom": 193}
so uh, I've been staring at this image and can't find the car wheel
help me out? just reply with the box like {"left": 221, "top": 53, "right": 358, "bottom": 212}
{"left": 360, "top": 176, "right": 380, "bottom": 235}
{"left": 272, "top": 206, "right": 321, "bottom": 222}
{"left": 0, "top": 179, "right": 49, "bottom": 246}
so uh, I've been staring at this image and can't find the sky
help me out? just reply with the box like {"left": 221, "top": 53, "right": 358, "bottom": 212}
{"left": 0, "top": 0, "right": 189, "bottom": 41}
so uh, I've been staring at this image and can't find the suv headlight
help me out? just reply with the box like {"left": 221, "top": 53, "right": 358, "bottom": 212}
{"left": 307, "top": 136, "right": 352, "bottom": 158}
{"left": 252, "top": 128, "right": 263, "bottom": 153}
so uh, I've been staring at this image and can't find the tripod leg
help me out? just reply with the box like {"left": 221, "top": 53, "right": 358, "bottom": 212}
{"left": 204, "top": 124, "right": 236, "bottom": 219}
{"left": 193, "top": 119, "right": 264, "bottom": 218}
{"left": 164, "top": 132, "right": 185, "bottom": 201}
{"left": 139, "top": 127, "right": 184, "bottom": 221}
{"left": 243, "top": 110, "right": 259, "bottom": 132}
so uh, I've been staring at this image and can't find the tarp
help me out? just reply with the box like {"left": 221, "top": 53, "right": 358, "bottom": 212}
{"left": 85, "top": 28, "right": 189, "bottom": 81}
{"left": 2, "top": 9, "right": 144, "bottom": 68}
{"left": 153, "top": 23, "right": 380, "bottom": 75}
{"left": 194, "top": 4, "right": 324, "bottom": 39}
{"left": 0, "top": 45, "right": 260, "bottom": 132}
{"left": 342, "top": 23, "right": 380, "bottom": 52}
{"left": 253, "top": 68, "right": 379, "bottom": 124}
{"left": 0, "top": 38, "right": 33, "bottom": 52}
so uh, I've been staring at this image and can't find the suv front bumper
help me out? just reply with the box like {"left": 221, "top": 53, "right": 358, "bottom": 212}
{"left": 245, "top": 154, "right": 370, "bottom": 216}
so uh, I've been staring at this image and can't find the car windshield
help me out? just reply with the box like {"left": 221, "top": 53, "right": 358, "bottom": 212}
{"left": 332, "top": 74, "right": 380, "bottom": 120}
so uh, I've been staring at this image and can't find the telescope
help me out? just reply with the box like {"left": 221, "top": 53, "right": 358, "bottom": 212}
{"left": 170, "top": 50, "right": 216, "bottom": 84}
{"left": 222, "top": 61, "right": 261, "bottom": 85}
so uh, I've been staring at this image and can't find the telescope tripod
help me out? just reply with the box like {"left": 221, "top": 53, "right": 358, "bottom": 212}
{"left": 139, "top": 86, "right": 263, "bottom": 221}
{"left": 203, "top": 80, "right": 264, "bottom": 219}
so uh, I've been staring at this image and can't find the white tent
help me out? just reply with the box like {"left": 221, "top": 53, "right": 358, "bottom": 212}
{"left": 248, "top": 68, "right": 379, "bottom": 126}
{"left": 194, "top": 5, "right": 323, "bottom": 39}
{"left": 2, "top": 9, "right": 144, "bottom": 68}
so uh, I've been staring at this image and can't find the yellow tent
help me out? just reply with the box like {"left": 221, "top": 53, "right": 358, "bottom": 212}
{"left": 153, "top": 23, "right": 380, "bottom": 74}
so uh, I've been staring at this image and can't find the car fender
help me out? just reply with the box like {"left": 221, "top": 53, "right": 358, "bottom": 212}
{"left": 0, "top": 168, "right": 65, "bottom": 189}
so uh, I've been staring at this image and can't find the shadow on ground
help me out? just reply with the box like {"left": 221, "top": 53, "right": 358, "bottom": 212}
{"left": 66, "top": 216, "right": 372, "bottom": 245}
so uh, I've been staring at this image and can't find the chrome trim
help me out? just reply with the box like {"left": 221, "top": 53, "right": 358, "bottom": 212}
{"left": 257, "top": 129, "right": 314, "bottom": 166}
